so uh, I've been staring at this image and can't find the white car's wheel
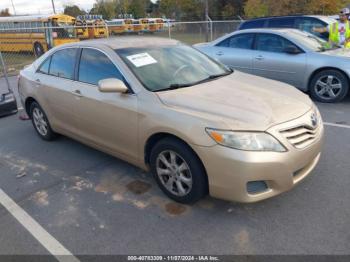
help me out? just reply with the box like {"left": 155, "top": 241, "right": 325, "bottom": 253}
{"left": 310, "top": 70, "right": 349, "bottom": 103}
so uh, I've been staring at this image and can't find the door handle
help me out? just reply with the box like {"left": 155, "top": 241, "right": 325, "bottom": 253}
{"left": 255, "top": 55, "right": 264, "bottom": 61}
{"left": 72, "top": 90, "right": 83, "bottom": 97}
{"left": 216, "top": 51, "right": 224, "bottom": 56}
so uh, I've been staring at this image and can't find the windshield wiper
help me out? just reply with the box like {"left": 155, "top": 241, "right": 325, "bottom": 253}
{"left": 156, "top": 70, "right": 233, "bottom": 92}
{"left": 208, "top": 69, "right": 233, "bottom": 79}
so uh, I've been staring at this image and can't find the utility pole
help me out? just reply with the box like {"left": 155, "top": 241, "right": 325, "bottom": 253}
{"left": 10, "top": 0, "right": 17, "bottom": 15}
{"left": 205, "top": 0, "right": 209, "bottom": 42}
{"left": 51, "top": 0, "right": 56, "bottom": 14}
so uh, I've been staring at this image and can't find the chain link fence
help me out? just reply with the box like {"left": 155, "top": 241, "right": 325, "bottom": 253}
{"left": 0, "top": 20, "right": 243, "bottom": 79}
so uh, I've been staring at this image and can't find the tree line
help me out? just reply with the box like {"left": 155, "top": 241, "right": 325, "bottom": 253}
{"left": 2, "top": 0, "right": 350, "bottom": 19}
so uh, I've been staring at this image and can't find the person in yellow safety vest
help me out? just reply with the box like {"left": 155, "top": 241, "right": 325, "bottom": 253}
{"left": 313, "top": 8, "right": 350, "bottom": 48}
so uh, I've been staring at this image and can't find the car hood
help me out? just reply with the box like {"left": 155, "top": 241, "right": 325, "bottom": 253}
{"left": 157, "top": 71, "right": 313, "bottom": 131}
{"left": 322, "top": 48, "right": 350, "bottom": 58}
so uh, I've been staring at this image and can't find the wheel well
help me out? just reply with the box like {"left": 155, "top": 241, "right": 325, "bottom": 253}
{"left": 25, "top": 97, "right": 36, "bottom": 117}
{"left": 33, "top": 42, "right": 42, "bottom": 48}
{"left": 145, "top": 133, "right": 207, "bottom": 172}
{"left": 308, "top": 67, "right": 350, "bottom": 91}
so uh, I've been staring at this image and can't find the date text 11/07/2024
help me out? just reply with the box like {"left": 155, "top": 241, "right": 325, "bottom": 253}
{"left": 127, "top": 256, "right": 220, "bottom": 261}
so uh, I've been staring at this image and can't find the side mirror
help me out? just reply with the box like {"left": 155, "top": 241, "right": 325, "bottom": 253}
{"left": 98, "top": 78, "right": 128, "bottom": 93}
{"left": 284, "top": 45, "right": 301, "bottom": 55}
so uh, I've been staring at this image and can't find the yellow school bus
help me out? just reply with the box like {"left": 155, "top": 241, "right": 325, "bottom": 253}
{"left": 75, "top": 15, "right": 108, "bottom": 40}
{"left": 132, "top": 19, "right": 143, "bottom": 33}
{"left": 124, "top": 19, "right": 133, "bottom": 33}
{"left": 0, "top": 14, "right": 79, "bottom": 57}
{"left": 148, "top": 18, "right": 164, "bottom": 32}
{"left": 106, "top": 19, "right": 126, "bottom": 35}
{"left": 139, "top": 18, "right": 150, "bottom": 32}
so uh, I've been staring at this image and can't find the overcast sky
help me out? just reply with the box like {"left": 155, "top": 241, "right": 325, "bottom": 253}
{"left": 0, "top": 0, "right": 97, "bottom": 15}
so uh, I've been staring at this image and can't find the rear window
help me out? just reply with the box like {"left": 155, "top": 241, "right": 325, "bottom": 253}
{"left": 49, "top": 49, "right": 77, "bottom": 80}
{"left": 240, "top": 19, "right": 265, "bottom": 29}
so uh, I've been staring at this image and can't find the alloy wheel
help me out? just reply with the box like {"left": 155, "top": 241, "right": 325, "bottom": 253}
{"left": 314, "top": 75, "right": 342, "bottom": 100}
{"left": 156, "top": 150, "right": 193, "bottom": 197}
{"left": 32, "top": 107, "right": 48, "bottom": 137}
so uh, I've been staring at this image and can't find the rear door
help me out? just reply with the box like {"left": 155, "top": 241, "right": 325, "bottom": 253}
{"left": 211, "top": 33, "right": 255, "bottom": 74}
{"left": 35, "top": 48, "right": 80, "bottom": 134}
{"left": 252, "top": 33, "right": 307, "bottom": 88}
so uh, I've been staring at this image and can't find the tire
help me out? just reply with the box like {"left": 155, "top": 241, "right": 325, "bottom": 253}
{"left": 30, "top": 102, "right": 57, "bottom": 141}
{"left": 33, "top": 43, "right": 44, "bottom": 57}
{"left": 309, "top": 70, "right": 349, "bottom": 103}
{"left": 150, "top": 137, "right": 208, "bottom": 204}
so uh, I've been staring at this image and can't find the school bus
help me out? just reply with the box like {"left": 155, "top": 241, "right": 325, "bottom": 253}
{"left": 139, "top": 18, "right": 150, "bottom": 32}
{"left": 75, "top": 15, "right": 108, "bottom": 40}
{"left": 131, "top": 19, "right": 143, "bottom": 33}
{"left": 106, "top": 19, "right": 126, "bottom": 35}
{"left": 0, "top": 14, "right": 79, "bottom": 57}
{"left": 148, "top": 18, "right": 164, "bottom": 32}
{"left": 124, "top": 19, "right": 133, "bottom": 33}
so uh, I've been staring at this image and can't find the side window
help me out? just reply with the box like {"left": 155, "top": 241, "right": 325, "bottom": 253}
{"left": 49, "top": 48, "right": 77, "bottom": 80}
{"left": 78, "top": 48, "right": 123, "bottom": 85}
{"left": 256, "top": 34, "right": 298, "bottom": 53}
{"left": 217, "top": 34, "right": 254, "bottom": 49}
{"left": 268, "top": 17, "right": 295, "bottom": 28}
{"left": 296, "top": 18, "right": 328, "bottom": 39}
{"left": 38, "top": 57, "right": 51, "bottom": 74}
{"left": 240, "top": 19, "right": 265, "bottom": 29}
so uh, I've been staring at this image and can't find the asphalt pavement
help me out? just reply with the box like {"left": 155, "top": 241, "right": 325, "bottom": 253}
{"left": 0, "top": 76, "right": 350, "bottom": 259}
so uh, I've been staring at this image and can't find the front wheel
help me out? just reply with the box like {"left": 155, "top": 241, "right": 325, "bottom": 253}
{"left": 150, "top": 138, "right": 208, "bottom": 204}
{"left": 309, "top": 70, "right": 349, "bottom": 103}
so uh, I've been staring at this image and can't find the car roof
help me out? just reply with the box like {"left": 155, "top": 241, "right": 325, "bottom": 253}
{"left": 65, "top": 36, "right": 180, "bottom": 50}
{"left": 234, "top": 28, "right": 302, "bottom": 34}
{"left": 243, "top": 15, "right": 328, "bottom": 20}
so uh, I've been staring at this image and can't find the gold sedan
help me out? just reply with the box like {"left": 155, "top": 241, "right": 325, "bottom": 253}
{"left": 18, "top": 37, "right": 324, "bottom": 204}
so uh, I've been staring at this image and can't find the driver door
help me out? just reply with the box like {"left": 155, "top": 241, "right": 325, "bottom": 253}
{"left": 72, "top": 48, "right": 139, "bottom": 161}
{"left": 252, "top": 33, "right": 307, "bottom": 88}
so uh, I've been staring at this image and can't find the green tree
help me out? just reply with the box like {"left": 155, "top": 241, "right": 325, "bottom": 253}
{"left": 64, "top": 5, "right": 87, "bottom": 18}
{"left": 90, "top": 0, "right": 116, "bottom": 19}
{"left": 244, "top": 0, "right": 268, "bottom": 18}
{"left": 0, "top": 8, "right": 11, "bottom": 17}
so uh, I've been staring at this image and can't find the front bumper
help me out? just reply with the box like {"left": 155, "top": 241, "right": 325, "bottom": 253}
{"left": 0, "top": 93, "right": 18, "bottom": 117}
{"left": 193, "top": 111, "right": 324, "bottom": 203}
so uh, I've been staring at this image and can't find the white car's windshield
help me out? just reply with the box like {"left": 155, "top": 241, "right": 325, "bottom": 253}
{"left": 116, "top": 44, "right": 232, "bottom": 92}
{"left": 287, "top": 31, "right": 334, "bottom": 52}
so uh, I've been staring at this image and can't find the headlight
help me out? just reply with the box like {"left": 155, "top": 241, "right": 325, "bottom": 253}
{"left": 206, "top": 128, "right": 286, "bottom": 152}
{"left": 1, "top": 93, "right": 15, "bottom": 103}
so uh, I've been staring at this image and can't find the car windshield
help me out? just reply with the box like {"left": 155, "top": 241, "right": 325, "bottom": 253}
{"left": 116, "top": 44, "right": 232, "bottom": 92}
{"left": 287, "top": 30, "right": 336, "bottom": 52}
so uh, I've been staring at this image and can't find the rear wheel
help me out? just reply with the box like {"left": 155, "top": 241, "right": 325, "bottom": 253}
{"left": 30, "top": 102, "right": 57, "bottom": 141}
{"left": 309, "top": 70, "right": 349, "bottom": 103}
{"left": 33, "top": 43, "right": 44, "bottom": 57}
{"left": 150, "top": 138, "right": 208, "bottom": 204}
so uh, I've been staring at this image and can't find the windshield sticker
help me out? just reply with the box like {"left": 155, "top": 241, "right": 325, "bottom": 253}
{"left": 126, "top": 53, "right": 158, "bottom": 67}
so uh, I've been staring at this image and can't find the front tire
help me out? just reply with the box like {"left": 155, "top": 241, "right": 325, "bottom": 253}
{"left": 33, "top": 43, "right": 44, "bottom": 57}
{"left": 30, "top": 102, "right": 57, "bottom": 141}
{"left": 309, "top": 70, "right": 349, "bottom": 103}
{"left": 150, "top": 138, "right": 208, "bottom": 204}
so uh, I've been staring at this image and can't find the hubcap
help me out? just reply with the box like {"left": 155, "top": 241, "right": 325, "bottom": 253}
{"left": 315, "top": 75, "right": 342, "bottom": 100}
{"left": 156, "top": 150, "right": 193, "bottom": 197}
{"left": 32, "top": 108, "right": 48, "bottom": 136}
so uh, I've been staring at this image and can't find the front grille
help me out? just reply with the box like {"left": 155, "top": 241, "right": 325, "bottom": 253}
{"left": 280, "top": 125, "right": 318, "bottom": 149}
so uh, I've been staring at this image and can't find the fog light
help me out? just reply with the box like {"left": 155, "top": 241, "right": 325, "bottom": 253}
{"left": 247, "top": 181, "right": 268, "bottom": 194}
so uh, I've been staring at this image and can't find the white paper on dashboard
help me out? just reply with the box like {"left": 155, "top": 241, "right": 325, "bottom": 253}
{"left": 126, "top": 53, "right": 158, "bottom": 67}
